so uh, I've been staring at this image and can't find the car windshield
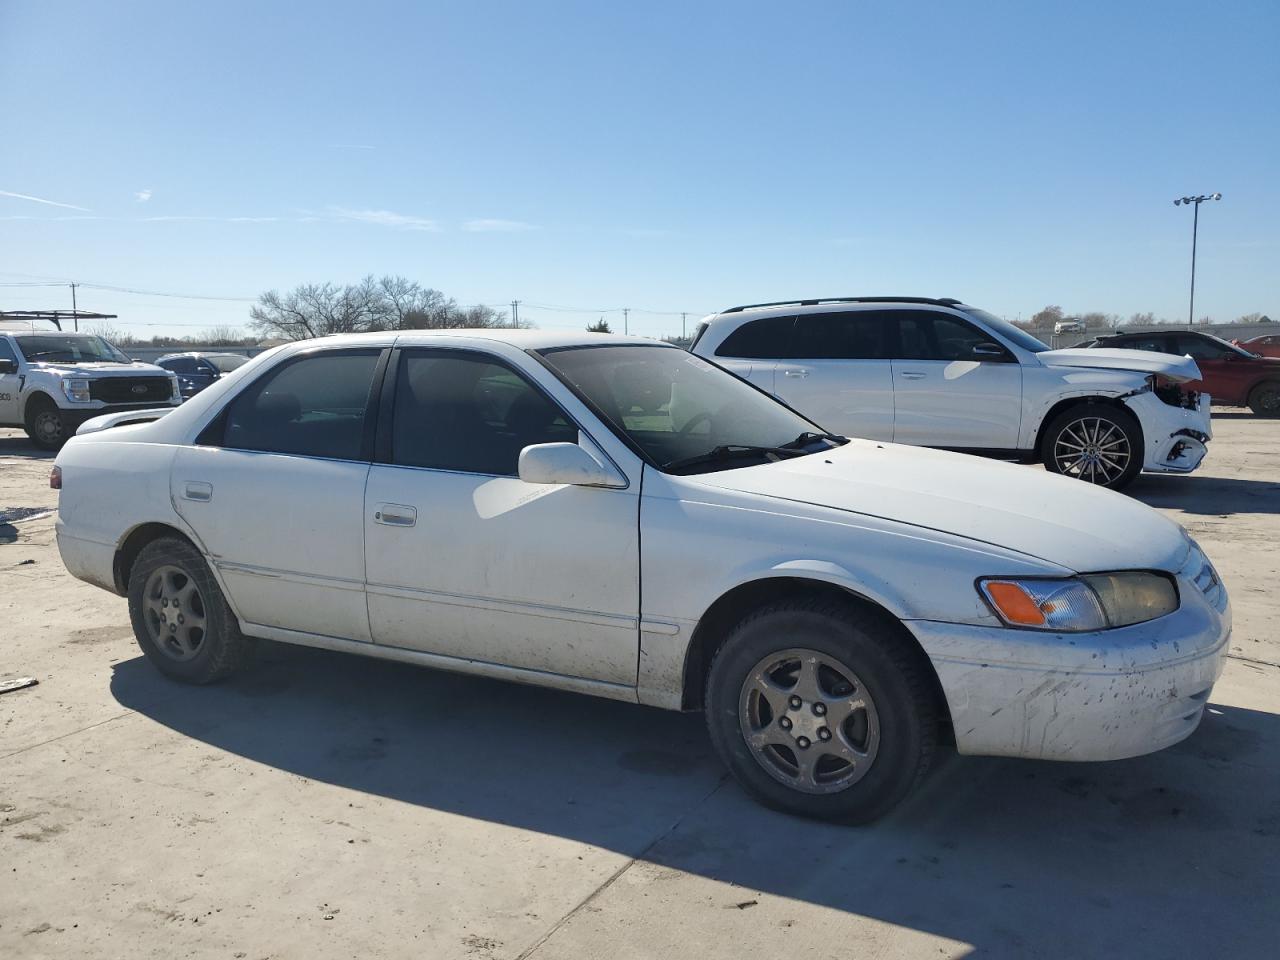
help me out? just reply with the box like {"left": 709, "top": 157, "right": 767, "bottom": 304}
{"left": 965, "top": 309, "right": 1051, "bottom": 353}
{"left": 208, "top": 354, "right": 249, "bottom": 373}
{"left": 15, "top": 335, "right": 130, "bottom": 364}
{"left": 538, "top": 344, "right": 841, "bottom": 473}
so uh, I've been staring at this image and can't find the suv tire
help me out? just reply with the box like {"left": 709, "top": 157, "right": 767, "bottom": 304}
{"left": 1041, "top": 403, "right": 1143, "bottom": 490}
{"left": 705, "top": 597, "right": 937, "bottom": 823}
{"left": 1248, "top": 381, "right": 1280, "bottom": 418}
{"left": 127, "top": 537, "right": 255, "bottom": 684}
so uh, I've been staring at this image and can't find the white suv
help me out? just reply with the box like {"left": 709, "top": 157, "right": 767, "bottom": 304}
{"left": 691, "top": 297, "right": 1212, "bottom": 489}
{"left": 0, "top": 325, "right": 181, "bottom": 449}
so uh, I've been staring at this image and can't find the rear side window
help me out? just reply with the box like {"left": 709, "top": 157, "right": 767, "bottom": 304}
{"left": 894, "top": 312, "right": 995, "bottom": 361}
{"left": 219, "top": 350, "right": 380, "bottom": 460}
{"left": 790, "top": 311, "right": 886, "bottom": 359}
{"left": 1117, "top": 336, "right": 1171, "bottom": 353}
{"left": 391, "top": 352, "right": 576, "bottom": 475}
{"left": 714, "top": 315, "right": 795, "bottom": 359}
{"left": 0, "top": 338, "right": 16, "bottom": 364}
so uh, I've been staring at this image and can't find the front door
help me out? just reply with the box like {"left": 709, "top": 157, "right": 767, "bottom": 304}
{"left": 0, "top": 338, "right": 20, "bottom": 424}
{"left": 1174, "top": 334, "right": 1252, "bottom": 405}
{"left": 364, "top": 348, "right": 641, "bottom": 686}
{"left": 171, "top": 347, "right": 385, "bottom": 642}
{"left": 889, "top": 310, "right": 1023, "bottom": 449}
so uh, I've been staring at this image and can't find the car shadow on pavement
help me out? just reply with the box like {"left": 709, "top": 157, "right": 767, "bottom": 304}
{"left": 111, "top": 642, "right": 1280, "bottom": 959}
{"left": 1132, "top": 473, "right": 1280, "bottom": 515}
{"left": 0, "top": 435, "right": 52, "bottom": 458}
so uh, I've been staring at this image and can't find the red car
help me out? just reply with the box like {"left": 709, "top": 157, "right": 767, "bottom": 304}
{"left": 1236, "top": 333, "right": 1280, "bottom": 359}
{"left": 1081, "top": 330, "right": 1280, "bottom": 416}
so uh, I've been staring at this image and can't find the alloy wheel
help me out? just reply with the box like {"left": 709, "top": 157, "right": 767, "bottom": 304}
{"left": 142, "top": 564, "right": 208, "bottom": 661}
{"left": 739, "top": 647, "right": 881, "bottom": 795}
{"left": 1053, "top": 416, "right": 1131, "bottom": 485}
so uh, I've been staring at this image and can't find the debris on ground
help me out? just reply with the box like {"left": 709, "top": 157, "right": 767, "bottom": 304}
{"left": 0, "top": 677, "right": 39, "bottom": 695}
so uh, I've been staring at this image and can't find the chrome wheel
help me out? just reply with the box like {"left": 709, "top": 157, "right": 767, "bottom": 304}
{"left": 32, "top": 410, "right": 64, "bottom": 446}
{"left": 1053, "top": 416, "right": 1131, "bottom": 485}
{"left": 739, "top": 647, "right": 881, "bottom": 795}
{"left": 141, "top": 564, "right": 207, "bottom": 661}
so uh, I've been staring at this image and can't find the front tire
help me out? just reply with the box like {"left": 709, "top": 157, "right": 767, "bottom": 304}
{"left": 23, "top": 396, "right": 69, "bottom": 450}
{"left": 127, "top": 537, "right": 254, "bottom": 683}
{"left": 1041, "top": 403, "right": 1143, "bottom": 490}
{"left": 1248, "top": 381, "right": 1280, "bottom": 418}
{"left": 705, "top": 597, "right": 937, "bottom": 823}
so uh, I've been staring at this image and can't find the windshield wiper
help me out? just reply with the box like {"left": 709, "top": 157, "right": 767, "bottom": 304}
{"left": 663, "top": 444, "right": 807, "bottom": 473}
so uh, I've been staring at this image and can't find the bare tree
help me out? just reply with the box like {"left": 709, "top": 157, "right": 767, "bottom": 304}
{"left": 84, "top": 322, "right": 139, "bottom": 347}
{"left": 1026, "top": 305, "right": 1064, "bottom": 332}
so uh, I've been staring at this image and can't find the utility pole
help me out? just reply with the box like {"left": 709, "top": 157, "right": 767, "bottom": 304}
{"left": 510, "top": 300, "right": 521, "bottom": 329}
{"left": 681, "top": 312, "right": 687, "bottom": 340}
{"left": 1173, "top": 193, "right": 1221, "bottom": 329}
{"left": 70, "top": 282, "right": 79, "bottom": 331}
{"left": 623, "top": 308, "right": 630, "bottom": 335}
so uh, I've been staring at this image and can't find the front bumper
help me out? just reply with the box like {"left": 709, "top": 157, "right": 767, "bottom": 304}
{"left": 907, "top": 558, "right": 1230, "bottom": 762}
{"left": 1125, "top": 390, "right": 1212, "bottom": 474}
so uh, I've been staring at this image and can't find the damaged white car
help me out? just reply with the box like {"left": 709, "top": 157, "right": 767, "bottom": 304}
{"left": 52, "top": 332, "right": 1230, "bottom": 822}
{"left": 690, "top": 298, "right": 1211, "bottom": 489}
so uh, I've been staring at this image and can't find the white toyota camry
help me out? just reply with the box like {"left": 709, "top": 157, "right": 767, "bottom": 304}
{"left": 52, "top": 330, "right": 1230, "bottom": 821}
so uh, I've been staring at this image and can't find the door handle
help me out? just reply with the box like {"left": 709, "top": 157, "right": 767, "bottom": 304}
{"left": 374, "top": 503, "right": 417, "bottom": 527}
{"left": 899, "top": 371, "right": 927, "bottom": 380}
{"left": 783, "top": 369, "right": 810, "bottom": 378}
{"left": 182, "top": 481, "right": 212, "bottom": 502}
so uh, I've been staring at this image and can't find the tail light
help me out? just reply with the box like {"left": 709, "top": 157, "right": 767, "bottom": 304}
{"left": 49, "top": 465, "right": 62, "bottom": 490}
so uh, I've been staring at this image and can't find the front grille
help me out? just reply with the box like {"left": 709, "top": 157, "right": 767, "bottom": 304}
{"left": 89, "top": 377, "right": 172, "bottom": 403}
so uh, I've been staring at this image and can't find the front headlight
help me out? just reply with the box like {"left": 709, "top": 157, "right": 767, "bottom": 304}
{"left": 979, "top": 573, "right": 1178, "bottom": 632}
{"left": 62, "top": 378, "right": 91, "bottom": 403}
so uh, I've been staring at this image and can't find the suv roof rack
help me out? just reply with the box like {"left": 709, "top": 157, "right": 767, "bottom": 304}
{"left": 720, "top": 296, "right": 964, "bottom": 315}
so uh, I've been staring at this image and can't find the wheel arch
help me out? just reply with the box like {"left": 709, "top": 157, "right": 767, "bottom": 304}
{"left": 1033, "top": 394, "right": 1143, "bottom": 457}
{"left": 678, "top": 576, "right": 950, "bottom": 728}
{"left": 20, "top": 389, "right": 58, "bottom": 424}
{"left": 113, "top": 522, "right": 201, "bottom": 595}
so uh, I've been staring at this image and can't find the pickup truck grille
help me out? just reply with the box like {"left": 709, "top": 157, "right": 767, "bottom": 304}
{"left": 89, "top": 377, "right": 172, "bottom": 403}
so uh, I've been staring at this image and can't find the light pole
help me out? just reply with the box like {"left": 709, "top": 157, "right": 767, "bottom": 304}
{"left": 1173, "top": 193, "right": 1221, "bottom": 329}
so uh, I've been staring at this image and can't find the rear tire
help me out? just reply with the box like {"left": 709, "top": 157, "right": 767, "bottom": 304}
{"left": 23, "top": 395, "right": 69, "bottom": 450}
{"left": 1040, "top": 403, "right": 1143, "bottom": 490}
{"left": 704, "top": 597, "right": 937, "bottom": 823}
{"left": 127, "top": 537, "right": 254, "bottom": 683}
{"left": 1248, "top": 381, "right": 1280, "bottom": 418}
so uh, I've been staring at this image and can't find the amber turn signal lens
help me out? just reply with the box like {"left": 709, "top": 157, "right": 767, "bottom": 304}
{"left": 983, "top": 581, "right": 1046, "bottom": 626}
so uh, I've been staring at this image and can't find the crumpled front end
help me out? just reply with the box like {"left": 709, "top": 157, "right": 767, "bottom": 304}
{"left": 1125, "top": 382, "right": 1212, "bottom": 474}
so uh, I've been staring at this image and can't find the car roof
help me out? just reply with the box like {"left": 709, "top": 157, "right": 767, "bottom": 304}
{"left": 280, "top": 329, "right": 671, "bottom": 351}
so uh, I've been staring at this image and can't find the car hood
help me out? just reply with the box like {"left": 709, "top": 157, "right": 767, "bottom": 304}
{"left": 29, "top": 361, "right": 170, "bottom": 376}
{"left": 1038, "top": 348, "right": 1201, "bottom": 382}
{"left": 692, "top": 440, "right": 1189, "bottom": 573}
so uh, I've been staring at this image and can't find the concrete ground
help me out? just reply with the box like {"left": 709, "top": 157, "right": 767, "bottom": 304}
{"left": 2, "top": 414, "right": 1278, "bottom": 959}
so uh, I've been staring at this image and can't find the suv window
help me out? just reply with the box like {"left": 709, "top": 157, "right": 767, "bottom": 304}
{"left": 1112, "top": 335, "right": 1171, "bottom": 353}
{"left": 391, "top": 352, "right": 576, "bottom": 475}
{"left": 790, "top": 311, "right": 886, "bottom": 360}
{"left": 715, "top": 315, "right": 795, "bottom": 359}
{"left": 162, "top": 357, "right": 199, "bottom": 374}
{"left": 0, "top": 337, "right": 17, "bottom": 365}
{"left": 894, "top": 311, "right": 994, "bottom": 361}
{"left": 219, "top": 350, "right": 380, "bottom": 460}
{"left": 1175, "top": 335, "right": 1231, "bottom": 360}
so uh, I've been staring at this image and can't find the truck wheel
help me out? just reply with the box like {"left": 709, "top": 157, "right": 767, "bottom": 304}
{"left": 1041, "top": 403, "right": 1143, "bottom": 490}
{"left": 1248, "top": 381, "right": 1280, "bottom": 418}
{"left": 127, "top": 537, "right": 255, "bottom": 684}
{"left": 23, "top": 395, "right": 69, "bottom": 450}
{"left": 704, "top": 597, "right": 937, "bottom": 823}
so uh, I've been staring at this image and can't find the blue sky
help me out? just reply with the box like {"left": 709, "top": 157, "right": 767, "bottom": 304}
{"left": 2, "top": 0, "right": 1277, "bottom": 339}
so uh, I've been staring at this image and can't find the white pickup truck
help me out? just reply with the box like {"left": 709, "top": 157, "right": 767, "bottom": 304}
{"left": 0, "top": 325, "right": 181, "bottom": 449}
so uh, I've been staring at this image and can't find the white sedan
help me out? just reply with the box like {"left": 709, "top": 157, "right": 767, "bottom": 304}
{"left": 52, "top": 331, "right": 1230, "bottom": 821}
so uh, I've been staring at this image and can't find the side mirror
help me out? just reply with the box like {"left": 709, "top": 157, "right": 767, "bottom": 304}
{"left": 972, "top": 342, "right": 1009, "bottom": 360}
{"left": 518, "top": 443, "right": 627, "bottom": 488}
{"left": 0, "top": 358, "right": 16, "bottom": 374}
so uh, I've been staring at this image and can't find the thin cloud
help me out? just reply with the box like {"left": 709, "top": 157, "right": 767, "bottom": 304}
{"left": 141, "top": 215, "right": 280, "bottom": 223}
{"left": 463, "top": 218, "right": 537, "bottom": 233}
{"left": 135, "top": 189, "right": 153, "bottom": 202}
{"left": 328, "top": 207, "right": 440, "bottom": 231}
{"left": 0, "top": 189, "right": 91, "bottom": 212}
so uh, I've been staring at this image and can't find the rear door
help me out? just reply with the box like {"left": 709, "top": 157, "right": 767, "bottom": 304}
{"left": 707, "top": 314, "right": 795, "bottom": 393}
{"left": 772, "top": 310, "right": 894, "bottom": 440}
{"left": 171, "top": 347, "right": 386, "bottom": 642}
{"left": 0, "top": 337, "right": 19, "bottom": 424}
{"left": 889, "top": 310, "right": 1023, "bottom": 449}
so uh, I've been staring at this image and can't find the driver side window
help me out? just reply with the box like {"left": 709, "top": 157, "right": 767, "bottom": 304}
{"left": 895, "top": 312, "right": 993, "bottom": 361}
{"left": 1175, "top": 336, "right": 1229, "bottom": 360}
